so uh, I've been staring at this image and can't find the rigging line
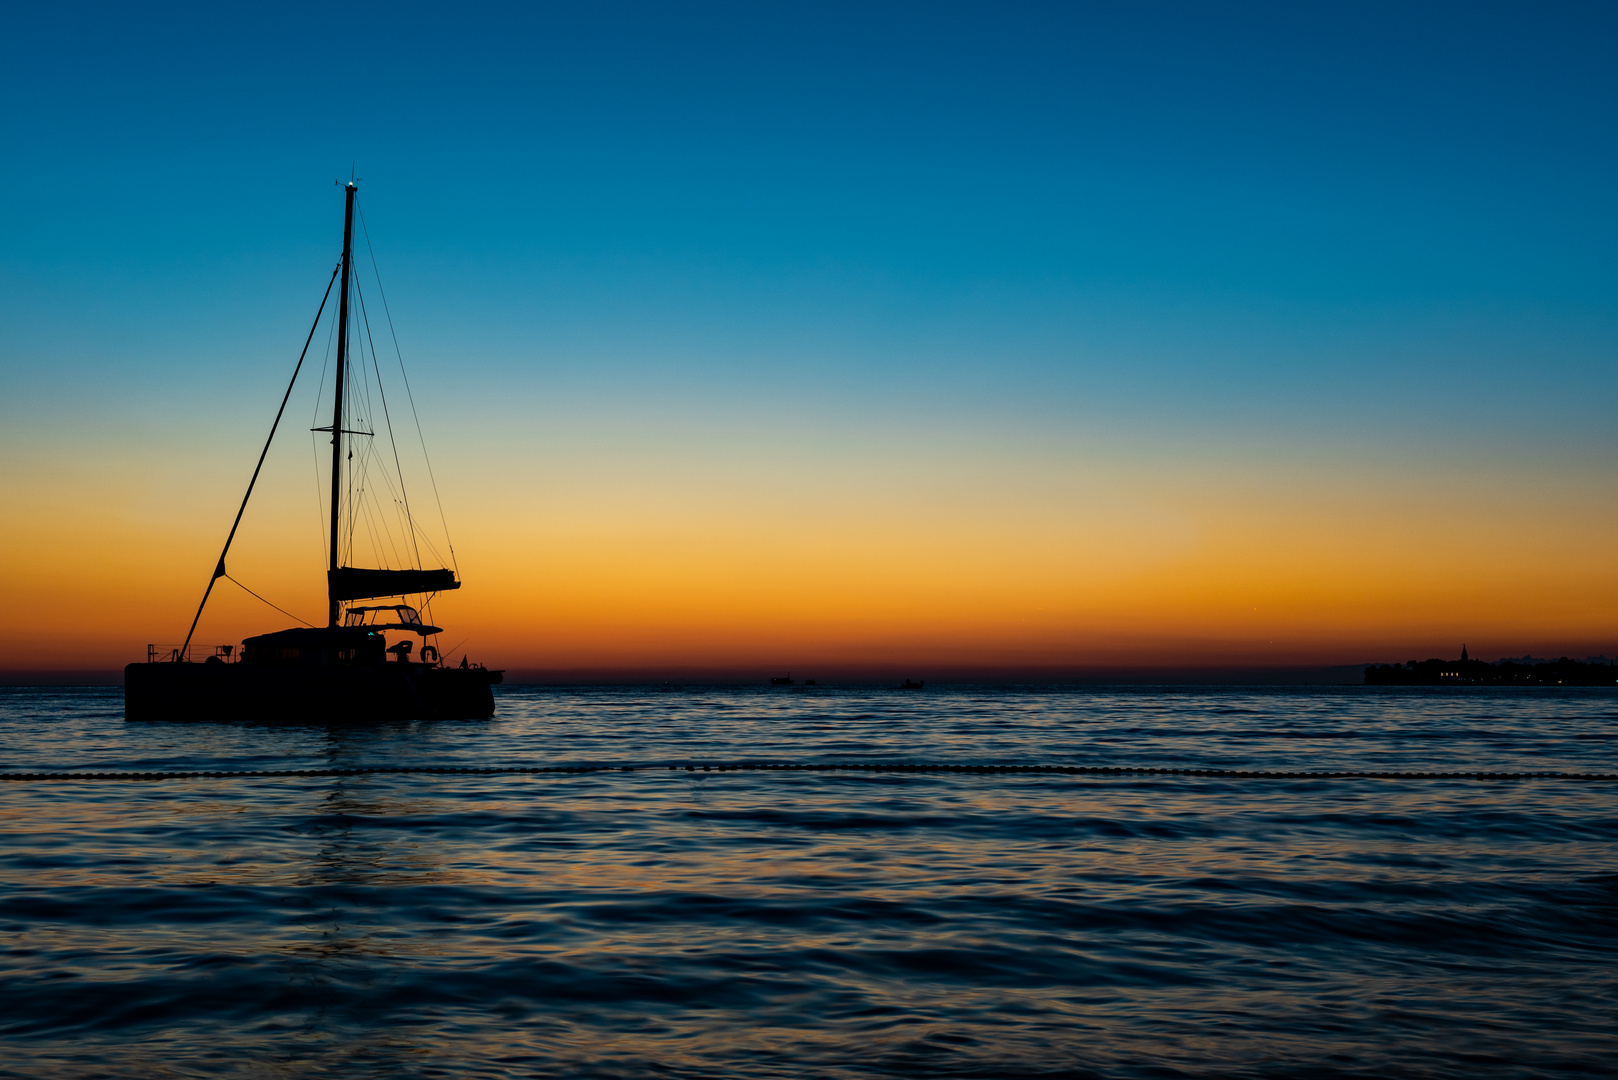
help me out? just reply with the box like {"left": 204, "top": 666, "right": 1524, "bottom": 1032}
{"left": 310, "top": 299, "right": 338, "bottom": 424}
{"left": 357, "top": 200, "right": 458, "bottom": 574}
{"left": 353, "top": 433, "right": 407, "bottom": 568}
{"left": 310, "top": 310, "right": 339, "bottom": 569}
{"left": 359, "top": 496, "right": 388, "bottom": 570}
{"left": 310, "top": 436, "right": 328, "bottom": 568}
{"left": 351, "top": 288, "right": 376, "bottom": 432}
{"left": 344, "top": 297, "right": 380, "bottom": 566}
{"left": 352, "top": 431, "right": 415, "bottom": 563}
{"left": 363, "top": 465, "right": 407, "bottom": 572}
{"left": 341, "top": 297, "right": 363, "bottom": 567}
{"left": 345, "top": 390, "right": 417, "bottom": 568}
{"left": 401, "top": 511, "right": 450, "bottom": 567}
{"left": 224, "top": 575, "right": 316, "bottom": 628}
{"left": 337, "top": 300, "right": 348, "bottom": 565}
{"left": 181, "top": 262, "right": 340, "bottom": 653}
{"left": 355, "top": 454, "right": 420, "bottom": 560}
{"left": 354, "top": 274, "right": 422, "bottom": 568}
{"left": 343, "top": 288, "right": 375, "bottom": 568}
{"left": 346, "top": 255, "right": 373, "bottom": 566}
{"left": 356, "top": 472, "right": 399, "bottom": 570}
{"left": 348, "top": 448, "right": 374, "bottom": 564}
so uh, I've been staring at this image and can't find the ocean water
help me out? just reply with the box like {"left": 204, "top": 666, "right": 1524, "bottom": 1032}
{"left": 0, "top": 684, "right": 1614, "bottom": 1079}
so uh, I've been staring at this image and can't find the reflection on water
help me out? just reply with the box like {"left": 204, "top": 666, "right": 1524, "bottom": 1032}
{"left": 0, "top": 685, "right": 1614, "bottom": 1077}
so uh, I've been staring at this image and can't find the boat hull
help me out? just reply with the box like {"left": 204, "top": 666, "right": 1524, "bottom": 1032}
{"left": 123, "top": 663, "right": 501, "bottom": 723}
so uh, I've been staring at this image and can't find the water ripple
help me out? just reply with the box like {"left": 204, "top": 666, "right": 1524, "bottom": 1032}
{"left": 0, "top": 685, "right": 1613, "bottom": 1077}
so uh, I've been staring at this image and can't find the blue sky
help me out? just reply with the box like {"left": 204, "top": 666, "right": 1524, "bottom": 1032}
{"left": 3, "top": 1, "right": 1616, "bottom": 668}
{"left": 7, "top": 3, "right": 1615, "bottom": 420}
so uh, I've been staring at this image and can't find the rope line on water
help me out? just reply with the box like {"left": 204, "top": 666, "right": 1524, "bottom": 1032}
{"left": 0, "top": 763, "right": 1613, "bottom": 783}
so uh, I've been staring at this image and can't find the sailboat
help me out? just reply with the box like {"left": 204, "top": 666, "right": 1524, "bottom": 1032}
{"left": 124, "top": 181, "right": 502, "bottom": 722}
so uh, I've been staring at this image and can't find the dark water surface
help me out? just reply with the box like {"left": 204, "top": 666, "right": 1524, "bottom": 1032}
{"left": 1, "top": 685, "right": 1614, "bottom": 1078}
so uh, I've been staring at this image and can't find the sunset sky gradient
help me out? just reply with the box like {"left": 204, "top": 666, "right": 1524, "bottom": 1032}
{"left": 3, "top": 1, "right": 1615, "bottom": 678}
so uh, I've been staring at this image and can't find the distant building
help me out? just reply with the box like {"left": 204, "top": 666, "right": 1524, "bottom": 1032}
{"left": 1365, "top": 647, "right": 1618, "bottom": 686}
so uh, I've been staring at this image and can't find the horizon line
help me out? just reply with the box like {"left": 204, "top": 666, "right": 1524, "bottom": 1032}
{"left": 0, "top": 661, "right": 1542, "bottom": 689}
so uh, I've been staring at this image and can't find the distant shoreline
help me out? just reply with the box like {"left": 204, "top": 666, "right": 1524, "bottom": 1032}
{"left": 1365, "top": 655, "right": 1617, "bottom": 686}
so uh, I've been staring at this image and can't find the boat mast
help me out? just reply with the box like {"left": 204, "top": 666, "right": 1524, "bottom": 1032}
{"left": 328, "top": 181, "right": 356, "bottom": 628}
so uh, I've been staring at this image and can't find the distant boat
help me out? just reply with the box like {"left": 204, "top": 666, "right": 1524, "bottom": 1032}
{"left": 770, "top": 675, "right": 794, "bottom": 686}
{"left": 898, "top": 679, "right": 924, "bottom": 691}
{"left": 124, "top": 181, "right": 502, "bottom": 722}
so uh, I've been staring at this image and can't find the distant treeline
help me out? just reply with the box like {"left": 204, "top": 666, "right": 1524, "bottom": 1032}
{"left": 1364, "top": 656, "right": 1618, "bottom": 686}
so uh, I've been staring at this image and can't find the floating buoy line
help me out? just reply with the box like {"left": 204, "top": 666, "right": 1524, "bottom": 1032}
{"left": 0, "top": 762, "right": 1612, "bottom": 783}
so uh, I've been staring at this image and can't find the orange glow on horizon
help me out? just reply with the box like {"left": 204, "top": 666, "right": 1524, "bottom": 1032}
{"left": 6, "top": 433, "right": 1614, "bottom": 675}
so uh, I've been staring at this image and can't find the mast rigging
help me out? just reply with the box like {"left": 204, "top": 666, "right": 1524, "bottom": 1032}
{"left": 328, "top": 180, "right": 357, "bottom": 627}
{"left": 179, "top": 262, "right": 341, "bottom": 655}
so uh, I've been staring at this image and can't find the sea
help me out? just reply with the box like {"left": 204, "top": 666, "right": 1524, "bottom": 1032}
{"left": 0, "top": 684, "right": 1613, "bottom": 1079}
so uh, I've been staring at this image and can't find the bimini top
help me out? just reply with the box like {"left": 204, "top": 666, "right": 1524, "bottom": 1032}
{"left": 343, "top": 605, "right": 442, "bottom": 636}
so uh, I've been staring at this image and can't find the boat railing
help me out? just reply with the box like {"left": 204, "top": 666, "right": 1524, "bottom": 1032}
{"left": 146, "top": 644, "right": 239, "bottom": 664}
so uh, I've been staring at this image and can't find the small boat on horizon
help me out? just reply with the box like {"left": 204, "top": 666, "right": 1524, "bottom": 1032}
{"left": 899, "top": 679, "right": 924, "bottom": 691}
{"left": 124, "top": 181, "right": 501, "bottom": 722}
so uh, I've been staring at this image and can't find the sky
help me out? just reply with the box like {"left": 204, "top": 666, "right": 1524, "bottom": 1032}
{"left": 2, "top": 1, "right": 1615, "bottom": 678}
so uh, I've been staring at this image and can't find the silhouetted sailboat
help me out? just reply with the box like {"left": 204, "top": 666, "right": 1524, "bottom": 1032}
{"left": 125, "top": 181, "right": 502, "bottom": 721}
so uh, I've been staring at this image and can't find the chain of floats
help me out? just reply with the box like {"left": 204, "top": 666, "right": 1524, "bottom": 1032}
{"left": 1, "top": 762, "right": 1613, "bottom": 783}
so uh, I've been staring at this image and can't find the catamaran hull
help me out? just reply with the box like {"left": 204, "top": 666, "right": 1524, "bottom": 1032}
{"left": 123, "top": 663, "right": 500, "bottom": 723}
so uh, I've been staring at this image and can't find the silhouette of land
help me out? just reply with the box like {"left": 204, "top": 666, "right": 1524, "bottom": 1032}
{"left": 1365, "top": 648, "right": 1617, "bottom": 686}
